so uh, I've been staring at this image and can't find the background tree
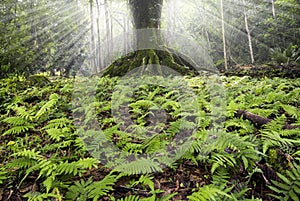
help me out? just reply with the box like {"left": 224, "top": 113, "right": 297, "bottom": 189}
{"left": 103, "top": 0, "right": 197, "bottom": 76}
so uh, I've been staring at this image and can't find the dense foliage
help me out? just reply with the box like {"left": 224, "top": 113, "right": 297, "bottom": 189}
{"left": 0, "top": 75, "right": 300, "bottom": 200}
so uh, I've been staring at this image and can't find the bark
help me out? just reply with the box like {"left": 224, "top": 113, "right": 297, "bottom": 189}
{"left": 89, "top": 0, "right": 97, "bottom": 73}
{"left": 271, "top": 0, "right": 276, "bottom": 18}
{"left": 220, "top": 0, "right": 228, "bottom": 71}
{"left": 103, "top": 0, "right": 197, "bottom": 77}
{"left": 242, "top": 0, "right": 255, "bottom": 64}
{"left": 95, "top": 0, "right": 102, "bottom": 69}
{"left": 104, "top": 0, "right": 112, "bottom": 66}
{"left": 128, "top": 0, "right": 163, "bottom": 29}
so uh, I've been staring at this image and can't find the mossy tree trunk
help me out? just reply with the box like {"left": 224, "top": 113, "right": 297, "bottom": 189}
{"left": 103, "top": 0, "right": 197, "bottom": 77}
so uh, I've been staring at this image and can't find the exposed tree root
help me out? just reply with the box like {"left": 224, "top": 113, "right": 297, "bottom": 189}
{"left": 236, "top": 109, "right": 300, "bottom": 129}
{"left": 102, "top": 49, "right": 198, "bottom": 77}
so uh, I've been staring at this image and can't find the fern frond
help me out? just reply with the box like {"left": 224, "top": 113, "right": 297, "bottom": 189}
{"left": 65, "top": 178, "right": 93, "bottom": 201}
{"left": 35, "top": 93, "right": 59, "bottom": 119}
{"left": 225, "top": 118, "right": 254, "bottom": 134}
{"left": 117, "top": 195, "right": 140, "bottom": 201}
{"left": 56, "top": 161, "right": 81, "bottom": 176}
{"left": 187, "top": 184, "right": 231, "bottom": 201}
{"left": 0, "top": 168, "right": 8, "bottom": 184}
{"left": 3, "top": 124, "right": 34, "bottom": 136}
{"left": 76, "top": 158, "right": 99, "bottom": 169}
{"left": 268, "top": 163, "right": 300, "bottom": 201}
{"left": 2, "top": 116, "right": 29, "bottom": 126}
{"left": 87, "top": 173, "right": 118, "bottom": 201}
{"left": 130, "top": 175, "right": 155, "bottom": 191}
{"left": 281, "top": 104, "right": 300, "bottom": 119}
{"left": 6, "top": 157, "right": 37, "bottom": 169}
{"left": 129, "top": 100, "right": 156, "bottom": 109}
{"left": 114, "top": 158, "right": 162, "bottom": 175}
{"left": 23, "top": 191, "right": 58, "bottom": 201}
{"left": 42, "top": 117, "right": 71, "bottom": 129}
{"left": 45, "top": 128, "right": 65, "bottom": 142}
{"left": 211, "top": 152, "right": 236, "bottom": 173}
{"left": 12, "top": 149, "right": 42, "bottom": 160}
{"left": 261, "top": 130, "right": 297, "bottom": 154}
{"left": 15, "top": 106, "right": 35, "bottom": 121}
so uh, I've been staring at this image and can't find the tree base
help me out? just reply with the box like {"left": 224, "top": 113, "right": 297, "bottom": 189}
{"left": 102, "top": 49, "right": 198, "bottom": 77}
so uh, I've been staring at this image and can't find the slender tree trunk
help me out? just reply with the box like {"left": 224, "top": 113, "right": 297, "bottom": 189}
{"left": 95, "top": 0, "right": 102, "bottom": 69}
{"left": 271, "top": 0, "right": 276, "bottom": 18}
{"left": 242, "top": 0, "right": 254, "bottom": 64}
{"left": 220, "top": 0, "right": 228, "bottom": 70}
{"left": 104, "top": 0, "right": 111, "bottom": 66}
{"left": 89, "top": 0, "right": 97, "bottom": 73}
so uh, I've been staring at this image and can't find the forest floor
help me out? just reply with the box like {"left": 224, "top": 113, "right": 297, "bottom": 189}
{"left": 0, "top": 73, "right": 300, "bottom": 201}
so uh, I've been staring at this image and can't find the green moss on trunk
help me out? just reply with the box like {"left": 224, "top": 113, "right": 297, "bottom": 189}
{"left": 102, "top": 49, "right": 197, "bottom": 77}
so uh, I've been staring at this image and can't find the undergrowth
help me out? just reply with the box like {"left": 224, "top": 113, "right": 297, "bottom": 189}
{"left": 0, "top": 75, "right": 299, "bottom": 200}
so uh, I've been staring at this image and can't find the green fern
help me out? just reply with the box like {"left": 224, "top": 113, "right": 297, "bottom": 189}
{"left": 45, "top": 128, "right": 66, "bottom": 142}
{"left": 0, "top": 167, "right": 8, "bottom": 184}
{"left": 87, "top": 173, "right": 118, "bottom": 201}
{"left": 42, "top": 117, "right": 71, "bottom": 129}
{"left": 35, "top": 93, "right": 59, "bottom": 120}
{"left": 281, "top": 104, "right": 300, "bottom": 119}
{"left": 15, "top": 106, "right": 35, "bottom": 121}
{"left": 114, "top": 158, "right": 163, "bottom": 175}
{"left": 3, "top": 124, "right": 34, "bottom": 136}
{"left": 225, "top": 118, "right": 254, "bottom": 134}
{"left": 187, "top": 184, "right": 231, "bottom": 201}
{"left": 268, "top": 163, "right": 300, "bottom": 201}
{"left": 65, "top": 177, "right": 93, "bottom": 201}
{"left": 117, "top": 195, "right": 140, "bottom": 201}
{"left": 23, "top": 191, "right": 58, "bottom": 201}
{"left": 210, "top": 152, "right": 237, "bottom": 174}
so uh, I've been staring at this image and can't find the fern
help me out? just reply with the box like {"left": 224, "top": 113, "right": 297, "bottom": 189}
{"left": 6, "top": 157, "right": 38, "bottom": 169}
{"left": 260, "top": 130, "right": 297, "bottom": 154}
{"left": 2, "top": 116, "right": 30, "bottom": 126}
{"left": 114, "top": 158, "right": 162, "bottom": 175}
{"left": 187, "top": 184, "right": 231, "bottom": 201}
{"left": 35, "top": 93, "right": 59, "bottom": 120}
{"left": 3, "top": 124, "right": 34, "bottom": 136}
{"left": 268, "top": 163, "right": 300, "bottom": 201}
{"left": 15, "top": 106, "right": 35, "bottom": 121}
{"left": 210, "top": 152, "right": 237, "bottom": 174}
{"left": 12, "top": 148, "right": 43, "bottom": 160}
{"left": 117, "top": 195, "right": 140, "bottom": 201}
{"left": 45, "top": 128, "right": 65, "bottom": 142}
{"left": 87, "top": 173, "right": 118, "bottom": 201}
{"left": 23, "top": 191, "right": 58, "bottom": 201}
{"left": 225, "top": 118, "right": 254, "bottom": 134}
{"left": 0, "top": 168, "right": 8, "bottom": 184}
{"left": 130, "top": 175, "right": 155, "bottom": 191}
{"left": 281, "top": 104, "right": 300, "bottom": 119}
{"left": 42, "top": 117, "right": 71, "bottom": 129}
{"left": 65, "top": 178, "right": 93, "bottom": 201}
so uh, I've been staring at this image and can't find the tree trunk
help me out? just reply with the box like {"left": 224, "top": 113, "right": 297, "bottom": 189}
{"left": 220, "top": 0, "right": 228, "bottom": 71}
{"left": 95, "top": 0, "right": 102, "bottom": 69}
{"left": 89, "top": 0, "right": 97, "bottom": 73}
{"left": 104, "top": 0, "right": 112, "bottom": 66}
{"left": 102, "top": 0, "right": 197, "bottom": 77}
{"left": 242, "top": 0, "right": 255, "bottom": 64}
{"left": 129, "top": 0, "right": 163, "bottom": 29}
{"left": 271, "top": 0, "right": 276, "bottom": 18}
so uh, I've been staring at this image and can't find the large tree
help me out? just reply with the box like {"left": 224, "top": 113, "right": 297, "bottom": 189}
{"left": 103, "top": 0, "right": 197, "bottom": 76}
